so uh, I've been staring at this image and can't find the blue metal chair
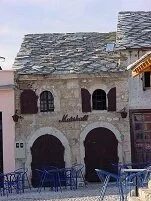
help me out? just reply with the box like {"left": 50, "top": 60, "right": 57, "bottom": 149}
{"left": 14, "top": 168, "right": 31, "bottom": 192}
{"left": 143, "top": 165, "right": 151, "bottom": 186}
{"left": 35, "top": 168, "right": 56, "bottom": 192}
{"left": 125, "top": 170, "right": 147, "bottom": 197}
{"left": 3, "top": 172, "right": 23, "bottom": 194}
{"left": 0, "top": 173, "right": 8, "bottom": 196}
{"left": 95, "top": 169, "right": 124, "bottom": 201}
{"left": 0, "top": 171, "right": 30, "bottom": 196}
{"left": 56, "top": 167, "right": 76, "bottom": 191}
{"left": 71, "top": 164, "right": 86, "bottom": 188}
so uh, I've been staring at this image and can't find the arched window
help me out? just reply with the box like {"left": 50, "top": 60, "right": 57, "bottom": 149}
{"left": 92, "top": 89, "right": 106, "bottom": 110}
{"left": 40, "top": 91, "right": 54, "bottom": 112}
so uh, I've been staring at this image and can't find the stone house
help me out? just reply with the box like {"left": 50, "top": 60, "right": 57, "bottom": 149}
{"left": 13, "top": 11, "right": 151, "bottom": 185}
{"left": 13, "top": 31, "right": 129, "bottom": 185}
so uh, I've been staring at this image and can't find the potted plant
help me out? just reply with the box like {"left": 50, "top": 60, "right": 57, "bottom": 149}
{"left": 120, "top": 107, "right": 127, "bottom": 118}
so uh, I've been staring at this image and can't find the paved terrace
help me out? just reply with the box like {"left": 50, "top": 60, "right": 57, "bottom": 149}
{"left": 0, "top": 183, "right": 127, "bottom": 201}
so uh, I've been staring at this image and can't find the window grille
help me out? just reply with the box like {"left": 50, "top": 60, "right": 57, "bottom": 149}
{"left": 40, "top": 91, "right": 54, "bottom": 112}
{"left": 92, "top": 89, "right": 106, "bottom": 110}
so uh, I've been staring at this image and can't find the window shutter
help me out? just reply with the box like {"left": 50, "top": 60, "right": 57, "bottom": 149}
{"left": 21, "top": 89, "right": 38, "bottom": 114}
{"left": 81, "top": 88, "right": 91, "bottom": 112}
{"left": 107, "top": 87, "right": 116, "bottom": 111}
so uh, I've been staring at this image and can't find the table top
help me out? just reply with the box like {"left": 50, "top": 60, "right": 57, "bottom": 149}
{"left": 121, "top": 168, "right": 146, "bottom": 173}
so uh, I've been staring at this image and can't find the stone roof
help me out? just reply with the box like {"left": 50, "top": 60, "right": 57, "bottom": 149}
{"left": 13, "top": 32, "right": 127, "bottom": 75}
{"left": 116, "top": 11, "right": 151, "bottom": 50}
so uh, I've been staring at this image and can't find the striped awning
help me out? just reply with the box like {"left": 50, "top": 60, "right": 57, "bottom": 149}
{"left": 127, "top": 52, "right": 151, "bottom": 77}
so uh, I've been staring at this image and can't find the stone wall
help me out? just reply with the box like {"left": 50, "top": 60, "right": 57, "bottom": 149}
{"left": 15, "top": 72, "right": 130, "bottom": 176}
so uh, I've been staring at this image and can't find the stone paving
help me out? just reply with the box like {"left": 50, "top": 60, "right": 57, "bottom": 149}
{"left": 0, "top": 183, "right": 129, "bottom": 201}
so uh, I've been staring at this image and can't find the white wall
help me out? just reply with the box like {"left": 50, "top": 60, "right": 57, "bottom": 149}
{"left": 129, "top": 74, "right": 151, "bottom": 109}
{"left": 126, "top": 49, "right": 151, "bottom": 109}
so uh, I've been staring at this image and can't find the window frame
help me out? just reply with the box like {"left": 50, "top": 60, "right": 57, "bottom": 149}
{"left": 92, "top": 89, "right": 107, "bottom": 110}
{"left": 40, "top": 91, "right": 54, "bottom": 112}
{"left": 143, "top": 72, "right": 151, "bottom": 90}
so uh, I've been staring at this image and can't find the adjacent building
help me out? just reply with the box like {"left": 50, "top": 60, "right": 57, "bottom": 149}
{"left": 116, "top": 11, "right": 151, "bottom": 165}
{"left": 0, "top": 70, "right": 15, "bottom": 173}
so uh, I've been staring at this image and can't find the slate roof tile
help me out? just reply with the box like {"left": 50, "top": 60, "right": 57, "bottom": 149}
{"left": 13, "top": 32, "right": 127, "bottom": 75}
{"left": 116, "top": 11, "right": 151, "bottom": 49}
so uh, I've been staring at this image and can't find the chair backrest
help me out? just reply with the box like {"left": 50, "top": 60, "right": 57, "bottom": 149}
{"left": 35, "top": 169, "right": 45, "bottom": 179}
{"left": 95, "top": 168, "right": 120, "bottom": 181}
{"left": 15, "top": 168, "right": 28, "bottom": 174}
{"left": 72, "top": 164, "right": 84, "bottom": 177}
{"left": 72, "top": 164, "right": 84, "bottom": 170}
{"left": 143, "top": 166, "right": 151, "bottom": 184}
{"left": 126, "top": 170, "right": 147, "bottom": 187}
{"left": 112, "top": 163, "right": 123, "bottom": 175}
{"left": 95, "top": 169, "right": 105, "bottom": 182}
{"left": 72, "top": 164, "right": 84, "bottom": 173}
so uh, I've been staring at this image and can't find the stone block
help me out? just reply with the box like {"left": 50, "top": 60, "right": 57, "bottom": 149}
{"left": 139, "top": 188, "right": 151, "bottom": 201}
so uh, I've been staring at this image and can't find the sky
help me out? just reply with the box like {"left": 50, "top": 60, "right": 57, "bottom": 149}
{"left": 0, "top": 0, "right": 151, "bottom": 69}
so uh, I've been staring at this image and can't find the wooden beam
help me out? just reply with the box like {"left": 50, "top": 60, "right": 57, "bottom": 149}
{"left": 132, "top": 57, "right": 151, "bottom": 77}
{"left": 132, "top": 66, "right": 151, "bottom": 77}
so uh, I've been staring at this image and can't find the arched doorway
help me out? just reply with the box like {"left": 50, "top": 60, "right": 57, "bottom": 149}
{"left": 31, "top": 134, "right": 65, "bottom": 187}
{"left": 84, "top": 127, "right": 118, "bottom": 182}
